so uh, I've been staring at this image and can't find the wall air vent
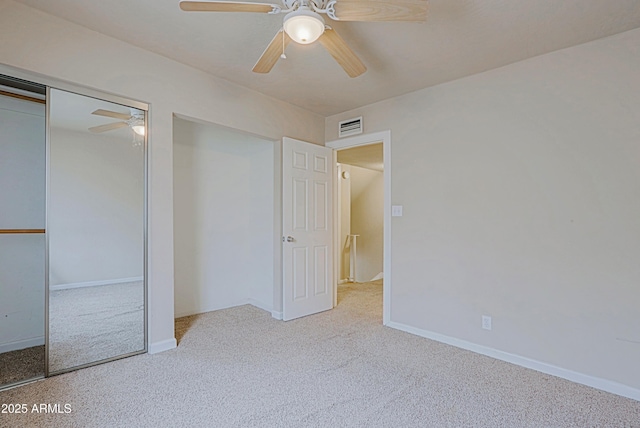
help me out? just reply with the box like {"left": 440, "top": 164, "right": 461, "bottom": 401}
{"left": 338, "top": 116, "right": 363, "bottom": 138}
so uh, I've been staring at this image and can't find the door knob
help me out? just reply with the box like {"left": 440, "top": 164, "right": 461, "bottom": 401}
{"left": 284, "top": 236, "right": 295, "bottom": 242}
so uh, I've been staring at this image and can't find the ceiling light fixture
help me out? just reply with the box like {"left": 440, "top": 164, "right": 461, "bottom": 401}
{"left": 131, "top": 124, "right": 145, "bottom": 136}
{"left": 283, "top": 6, "right": 325, "bottom": 45}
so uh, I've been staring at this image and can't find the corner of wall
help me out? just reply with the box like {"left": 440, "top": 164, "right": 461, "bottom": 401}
{"left": 148, "top": 338, "right": 177, "bottom": 354}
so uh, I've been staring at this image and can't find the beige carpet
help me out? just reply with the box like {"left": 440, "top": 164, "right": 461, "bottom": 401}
{"left": 1, "top": 281, "right": 638, "bottom": 427}
{"left": 0, "top": 346, "right": 44, "bottom": 386}
{"left": 48, "top": 281, "right": 145, "bottom": 372}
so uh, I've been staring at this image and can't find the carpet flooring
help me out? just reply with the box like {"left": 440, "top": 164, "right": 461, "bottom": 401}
{"left": 48, "top": 281, "right": 145, "bottom": 372}
{"left": 1, "top": 281, "right": 638, "bottom": 427}
{"left": 0, "top": 346, "right": 44, "bottom": 386}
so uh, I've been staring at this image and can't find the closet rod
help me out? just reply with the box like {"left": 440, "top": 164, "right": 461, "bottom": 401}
{"left": 0, "top": 89, "right": 46, "bottom": 104}
{"left": 0, "top": 229, "right": 45, "bottom": 234}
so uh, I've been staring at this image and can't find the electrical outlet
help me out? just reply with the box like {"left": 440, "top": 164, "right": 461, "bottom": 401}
{"left": 482, "top": 315, "right": 492, "bottom": 330}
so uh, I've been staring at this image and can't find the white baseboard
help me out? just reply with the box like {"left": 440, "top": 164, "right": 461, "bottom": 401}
{"left": 50, "top": 276, "right": 144, "bottom": 291}
{"left": 174, "top": 307, "right": 211, "bottom": 319}
{"left": 174, "top": 299, "right": 280, "bottom": 320}
{"left": 338, "top": 279, "right": 348, "bottom": 285}
{"left": 247, "top": 298, "right": 273, "bottom": 313}
{"left": 370, "top": 272, "right": 384, "bottom": 281}
{"left": 148, "top": 338, "right": 177, "bottom": 354}
{"left": 386, "top": 321, "right": 640, "bottom": 402}
{"left": 175, "top": 298, "right": 271, "bottom": 319}
{"left": 0, "top": 337, "right": 44, "bottom": 354}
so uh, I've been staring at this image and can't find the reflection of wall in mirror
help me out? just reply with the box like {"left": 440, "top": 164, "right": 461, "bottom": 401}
{"left": 48, "top": 127, "right": 144, "bottom": 288}
{"left": 0, "top": 95, "right": 46, "bottom": 352}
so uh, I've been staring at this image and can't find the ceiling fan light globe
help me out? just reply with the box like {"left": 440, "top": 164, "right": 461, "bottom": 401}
{"left": 283, "top": 9, "right": 325, "bottom": 45}
{"left": 132, "top": 125, "right": 146, "bottom": 136}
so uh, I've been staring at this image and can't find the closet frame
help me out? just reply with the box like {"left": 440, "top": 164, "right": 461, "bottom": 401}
{"left": 0, "top": 63, "right": 150, "bottom": 389}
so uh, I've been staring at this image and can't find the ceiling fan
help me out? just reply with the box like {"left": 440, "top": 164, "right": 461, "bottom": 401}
{"left": 89, "top": 109, "right": 146, "bottom": 136}
{"left": 179, "top": 0, "right": 429, "bottom": 77}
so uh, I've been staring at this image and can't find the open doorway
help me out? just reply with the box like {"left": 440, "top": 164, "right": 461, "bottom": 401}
{"left": 336, "top": 143, "right": 384, "bottom": 317}
{"left": 337, "top": 143, "right": 384, "bottom": 280}
{"left": 327, "top": 131, "right": 391, "bottom": 324}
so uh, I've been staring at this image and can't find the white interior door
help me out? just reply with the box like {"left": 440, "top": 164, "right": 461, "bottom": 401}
{"left": 282, "top": 137, "right": 333, "bottom": 321}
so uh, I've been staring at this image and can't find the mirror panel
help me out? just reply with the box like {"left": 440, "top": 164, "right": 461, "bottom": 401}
{"left": 0, "top": 89, "right": 46, "bottom": 387}
{"left": 48, "top": 88, "right": 146, "bottom": 373}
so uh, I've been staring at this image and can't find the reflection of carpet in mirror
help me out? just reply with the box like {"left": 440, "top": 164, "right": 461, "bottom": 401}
{"left": 49, "top": 281, "right": 144, "bottom": 373}
{"left": 0, "top": 345, "right": 44, "bottom": 386}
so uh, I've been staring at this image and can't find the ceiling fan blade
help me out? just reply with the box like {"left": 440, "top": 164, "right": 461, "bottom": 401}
{"left": 253, "top": 29, "right": 291, "bottom": 74}
{"left": 331, "top": 0, "right": 428, "bottom": 22}
{"left": 180, "top": 1, "right": 278, "bottom": 13}
{"left": 91, "top": 109, "right": 132, "bottom": 120}
{"left": 89, "top": 122, "right": 129, "bottom": 133}
{"left": 318, "top": 28, "right": 366, "bottom": 78}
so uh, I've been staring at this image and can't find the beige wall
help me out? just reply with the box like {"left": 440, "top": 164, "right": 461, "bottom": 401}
{"left": 173, "top": 118, "right": 274, "bottom": 317}
{"left": 327, "top": 28, "right": 640, "bottom": 394}
{"left": 3, "top": 0, "right": 639, "bottom": 399}
{"left": 349, "top": 165, "right": 383, "bottom": 282}
{"left": 0, "top": 0, "right": 324, "bottom": 351}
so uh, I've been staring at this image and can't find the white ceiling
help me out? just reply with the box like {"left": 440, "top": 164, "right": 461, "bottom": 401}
{"left": 15, "top": 0, "right": 640, "bottom": 116}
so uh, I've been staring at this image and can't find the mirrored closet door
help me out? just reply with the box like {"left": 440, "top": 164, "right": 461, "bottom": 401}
{"left": 0, "top": 80, "right": 46, "bottom": 388}
{"left": 0, "top": 70, "right": 147, "bottom": 389}
{"left": 47, "top": 88, "right": 147, "bottom": 374}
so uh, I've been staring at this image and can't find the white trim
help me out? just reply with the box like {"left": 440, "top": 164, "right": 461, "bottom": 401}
{"left": 174, "top": 310, "right": 195, "bottom": 319}
{"left": 174, "top": 300, "right": 244, "bottom": 319}
{"left": 0, "top": 64, "right": 149, "bottom": 111}
{"left": 370, "top": 272, "right": 383, "bottom": 281}
{"left": 247, "top": 298, "right": 272, "bottom": 313}
{"left": 174, "top": 299, "right": 274, "bottom": 319}
{"left": 326, "top": 130, "right": 389, "bottom": 151}
{"left": 0, "top": 337, "right": 44, "bottom": 354}
{"left": 50, "top": 276, "right": 144, "bottom": 291}
{"left": 148, "top": 338, "right": 177, "bottom": 354}
{"left": 387, "top": 321, "right": 640, "bottom": 402}
{"left": 272, "top": 138, "right": 284, "bottom": 318}
{"left": 327, "top": 130, "right": 392, "bottom": 325}
{"left": 333, "top": 158, "right": 341, "bottom": 305}
{"left": 271, "top": 310, "right": 283, "bottom": 320}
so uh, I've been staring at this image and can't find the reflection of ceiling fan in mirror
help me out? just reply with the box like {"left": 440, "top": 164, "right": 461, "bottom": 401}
{"left": 179, "top": 0, "right": 428, "bottom": 77}
{"left": 88, "top": 109, "right": 145, "bottom": 136}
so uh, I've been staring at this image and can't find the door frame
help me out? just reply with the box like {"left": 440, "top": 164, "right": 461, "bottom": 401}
{"left": 326, "top": 130, "right": 391, "bottom": 325}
